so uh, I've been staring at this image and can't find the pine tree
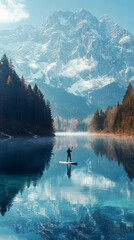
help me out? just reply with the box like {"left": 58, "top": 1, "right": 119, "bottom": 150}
{"left": 0, "top": 55, "right": 54, "bottom": 136}
{"left": 123, "top": 82, "right": 133, "bottom": 102}
{"left": 91, "top": 110, "right": 100, "bottom": 131}
{"left": 46, "top": 100, "right": 54, "bottom": 134}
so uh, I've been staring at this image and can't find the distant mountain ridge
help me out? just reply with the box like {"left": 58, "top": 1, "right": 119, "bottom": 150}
{"left": 0, "top": 9, "right": 134, "bottom": 118}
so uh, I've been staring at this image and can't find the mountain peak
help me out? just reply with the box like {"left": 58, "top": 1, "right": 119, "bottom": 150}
{"left": 99, "top": 14, "right": 114, "bottom": 24}
{"left": 0, "top": 8, "right": 134, "bottom": 119}
{"left": 78, "top": 8, "right": 92, "bottom": 15}
{"left": 43, "top": 9, "right": 97, "bottom": 26}
{"left": 51, "top": 10, "right": 73, "bottom": 18}
{"left": 76, "top": 8, "right": 97, "bottom": 20}
{"left": 41, "top": 10, "right": 74, "bottom": 28}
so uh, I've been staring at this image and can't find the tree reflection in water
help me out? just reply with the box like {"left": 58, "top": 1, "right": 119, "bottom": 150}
{"left": 0, "top": 138, "right": 54, "bottom": 216}
{"left": 91, "top": 137, "right": 134, "bottom": 181}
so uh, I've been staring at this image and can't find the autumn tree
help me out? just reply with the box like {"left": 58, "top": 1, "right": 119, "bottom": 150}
{"left": 91, "top": 82, "right": 134, "bottom": 135}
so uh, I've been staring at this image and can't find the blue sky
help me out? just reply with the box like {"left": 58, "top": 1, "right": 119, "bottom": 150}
{"left": 0, "top": 0, "right": 134, "bottom": 34}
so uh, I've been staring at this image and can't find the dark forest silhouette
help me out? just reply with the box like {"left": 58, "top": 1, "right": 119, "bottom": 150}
{"left": 0, "top": 138, "right": 54, "bottom": 216}
{"left": 0, "top": 54, "right": 54, "bottom": 136}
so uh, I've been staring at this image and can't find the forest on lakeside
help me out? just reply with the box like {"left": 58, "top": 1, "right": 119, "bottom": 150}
{"left": 90, "top": 83, "right": 134, "bottom": 135}
{"left": 54, "top": 116, "right": 91, "bottom": 132}
{"left": 0, "top": 54, "right": 54, "bottom": 136}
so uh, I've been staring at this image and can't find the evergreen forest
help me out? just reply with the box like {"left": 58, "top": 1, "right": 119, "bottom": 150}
{"left": 0, "top": 54, "right": 54, "bottom": 136}
{"left": 90, "top": 83, "right": 134, "bottom": 135}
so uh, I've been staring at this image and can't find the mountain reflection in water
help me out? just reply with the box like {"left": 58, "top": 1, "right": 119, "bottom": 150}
{"left": 0, "top": 138, "right": 54, "bottom": 216}
{"left": 0, "top": 135, "right": 134, "bottom": 240}
{"left": 91, "top": 137, "right": 134, "bottom": 181}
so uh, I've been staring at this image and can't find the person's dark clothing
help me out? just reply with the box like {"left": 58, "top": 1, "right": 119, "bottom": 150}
{"left": 67, "top": 148, "right": 72, "bottom": 161}
{"left": 67, "top": 149, "right": 72, "bottom": 156}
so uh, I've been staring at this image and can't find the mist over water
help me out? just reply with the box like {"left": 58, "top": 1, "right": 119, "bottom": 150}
{"left": 56, "top": 131, "right": 89, "bottom": 136}
{"left": 0, "top": 135, "right": 134, "bottom": 240}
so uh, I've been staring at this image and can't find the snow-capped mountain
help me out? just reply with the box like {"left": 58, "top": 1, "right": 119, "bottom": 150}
{"left": 0, "top": 9, "right": 134, "bottom": 117}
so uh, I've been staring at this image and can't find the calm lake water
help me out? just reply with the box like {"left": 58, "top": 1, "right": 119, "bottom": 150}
{"left": 0, "top": 133, "right": 134, "bottom": 240}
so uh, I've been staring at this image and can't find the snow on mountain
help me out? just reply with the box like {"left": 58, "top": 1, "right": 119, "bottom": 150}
{"left": 119, "top": 35, "right": 131, "bottom": 44}
{"left": 61, "top": 56, "right": 97, "bottom": 78}
{"left": 0, "top": 9, "right": 134, "bottom": 116}
{"left": 68, "top": 75, "right": 115, "bottom": 96}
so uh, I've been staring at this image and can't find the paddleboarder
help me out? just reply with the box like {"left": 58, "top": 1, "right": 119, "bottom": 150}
{"left": 67, "top": 147, "right": 72, "bottom": 162}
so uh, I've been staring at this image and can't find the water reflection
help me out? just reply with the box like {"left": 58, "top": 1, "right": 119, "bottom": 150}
{"left": 91, "top": 137, "right": 134, "bottom": 181}
{"left": 67, "top": 164, "right": 71, "bottom": 179}
{"left": 0, "top": 138, "right": 54, "bottom": 215}
{"left": 0, "top": 135, "right": 134, "bottom": 240}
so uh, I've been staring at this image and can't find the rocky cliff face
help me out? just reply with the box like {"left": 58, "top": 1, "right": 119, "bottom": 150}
{"left": 0, "top": 9, "right": 134, "bottom": 117}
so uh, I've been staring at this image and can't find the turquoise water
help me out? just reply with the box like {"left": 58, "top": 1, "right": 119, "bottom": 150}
{"left": 0, "top": 134, "right": 134, "bottom": 240}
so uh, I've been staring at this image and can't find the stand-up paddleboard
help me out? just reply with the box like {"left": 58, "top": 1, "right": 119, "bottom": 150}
{"left": 59, "top": 161, "right": 77, "bottom": 165}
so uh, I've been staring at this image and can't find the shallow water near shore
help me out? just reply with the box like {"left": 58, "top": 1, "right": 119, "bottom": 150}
{"left": 0, "top": 134, "right": 134, "bottom": 240}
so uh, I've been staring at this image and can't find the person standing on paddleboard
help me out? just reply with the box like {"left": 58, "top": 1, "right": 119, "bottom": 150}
{"left": 67, "top": 147, "right": 72, "bottom": 162}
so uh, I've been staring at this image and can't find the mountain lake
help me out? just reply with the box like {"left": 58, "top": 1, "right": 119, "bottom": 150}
{"left": 0, "top": 133, "right": 134, "bottom": 240}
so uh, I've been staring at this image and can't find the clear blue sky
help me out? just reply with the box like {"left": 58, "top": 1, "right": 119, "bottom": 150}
{"left": 0, "top": 0, "right": 134, "bottom": 34}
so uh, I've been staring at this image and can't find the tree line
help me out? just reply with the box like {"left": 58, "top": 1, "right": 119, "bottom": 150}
{"left": 54, "top": 116, "right": 90, "bottom": 132}
{"left": 0, "top": 54, "right": 54, "bottom": 136}
{"left": 90, "top": 83, "right": 134, "bottom": 134}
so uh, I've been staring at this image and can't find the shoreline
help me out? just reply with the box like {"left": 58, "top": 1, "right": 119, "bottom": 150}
{"left": 0, "top": 131, "right": 55, "bottom": 139}
{"left": 89, "top": 131, "right": 134, "bottom": 139}
{"left": 1, "top": 130, "right": 134, "bottom": 139}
